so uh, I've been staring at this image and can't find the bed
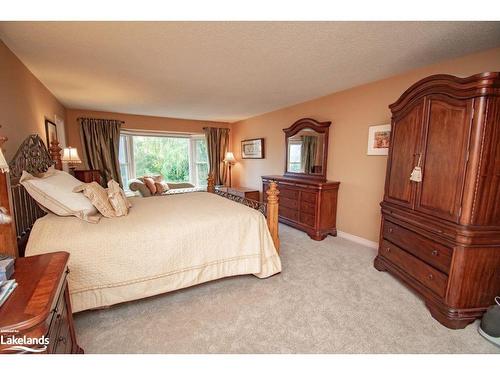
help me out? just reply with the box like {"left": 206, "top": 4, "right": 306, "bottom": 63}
{"left": 1, "top": 134, "right": 281, "bottom": 313}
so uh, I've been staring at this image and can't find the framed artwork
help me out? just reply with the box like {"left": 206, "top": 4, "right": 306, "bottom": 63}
{"left": 241, "top": 138, "right": 265, "bottom": 159}
{"left": 367, "top": 124, "right": 391, "bottom": 156}
{"left": 45, "top": 119, "right": 58, "bottom": 147}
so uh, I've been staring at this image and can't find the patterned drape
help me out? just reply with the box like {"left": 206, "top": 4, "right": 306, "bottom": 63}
{"left": 203, "top": 127, "right": 230, "bottom": 186}
{"left": 79, "top": 118, "right": 123, "bottom": 186}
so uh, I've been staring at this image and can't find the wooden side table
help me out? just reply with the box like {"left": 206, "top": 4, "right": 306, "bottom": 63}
{"left": 0, "top": 252, "right": 83, "bottom": 354}
{"left": 215, "top": 186, "right": 260, "bottom": 201}
{"left": 73, "top": 169, "right": 102, "bottom": 185}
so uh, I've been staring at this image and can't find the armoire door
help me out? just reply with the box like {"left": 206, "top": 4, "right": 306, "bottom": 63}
{"left": 385, "top": 99, "right": 425, "bottom": 209}
{"left": 415, "top": 95, "right": 473, "bottom": 222}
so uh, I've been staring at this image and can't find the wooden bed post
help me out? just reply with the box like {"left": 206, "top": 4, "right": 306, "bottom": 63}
{"left": 0, "top": 131, "right": 18, "bottom": 258}
{"left": 49, "top": 139, "right": 63, "bottom": 170}
{"left": 266, "top": 181, "right": 280, "bottom": 253}
{"left": 207, "top": 172, "right": 215, "bottom": 193}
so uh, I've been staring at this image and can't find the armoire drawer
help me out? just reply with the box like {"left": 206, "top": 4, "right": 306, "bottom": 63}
{"left": 383, "top": 220, "right": 453, "bottom": 274}
{"left": 380, "top": 240, "right": 448, "bottom": 298}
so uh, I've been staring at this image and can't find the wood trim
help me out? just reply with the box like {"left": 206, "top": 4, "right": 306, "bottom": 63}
{"left": 283, "top": 118, "right": 331, "bottom": 182}
{"left": 0, "top": 171, "right": 17, "bottom": 258}
{"left": 265, "top": 181, "right": 280, "bottom": 253}
{"left": 0, "top": 132, "right": 18, "bottom": 258}
{"left": 49, "top": 140, "right": 63, "bottom": 171}
{"left": 337, "top": 230, "right": 378, "bottom": 249}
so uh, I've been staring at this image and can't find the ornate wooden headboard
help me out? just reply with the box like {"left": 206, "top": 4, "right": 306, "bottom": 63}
{"left": 0, "top": 134, "right": 62, "bottom": 257}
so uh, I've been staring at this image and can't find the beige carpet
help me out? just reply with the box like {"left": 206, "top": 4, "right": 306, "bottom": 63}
{"left": 74, "top": 224, "right": 499, "bottom": 353}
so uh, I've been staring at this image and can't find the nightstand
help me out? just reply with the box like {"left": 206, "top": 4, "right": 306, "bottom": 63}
{"left": 0, "top": 252, "right": 83, "bottom": 354}
{"left": 74, "top": 169, "right": 101, "bottom": 184}
{"left": 215, "top": 186, "right": 260, "bottom": 201}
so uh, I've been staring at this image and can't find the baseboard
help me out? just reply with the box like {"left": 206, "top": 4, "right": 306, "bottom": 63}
{"left": 337, "top": 231, "right": 378, "bottom": 249}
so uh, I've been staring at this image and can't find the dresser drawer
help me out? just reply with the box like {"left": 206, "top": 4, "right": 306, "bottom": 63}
{"left": 300, "top": 212, "right": 316, "bottom": 227}
{"left": 281, "top": 197, "right": 299, "bottom": 210}
{"left": 300, "top": 201, "right": 316, "bottom": 214}
{"left": 279, "top": 187, "right": 299, "bottom": 200}
{"left": 300, "top": 191, "right": 317, "bottom": 203}
{"left": 279, "top": 206, "right": 298, "bottom": 222}
{"left": 381, "top": 240, "right": 448, "bottom": 298}
{"left": 47, "top": 285, "right": 67, "bottom": 354}
{"left": 383, "top": 220, "right": 453, "bottom": 274}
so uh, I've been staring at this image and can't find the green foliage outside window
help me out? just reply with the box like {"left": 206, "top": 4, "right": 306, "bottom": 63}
{"left": 134, "top": 136, "right": 190, "bottom": 182}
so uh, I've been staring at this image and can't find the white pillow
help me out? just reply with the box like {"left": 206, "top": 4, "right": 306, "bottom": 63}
{"left": 20, "top": 167, "right": 101, "bottom": 223}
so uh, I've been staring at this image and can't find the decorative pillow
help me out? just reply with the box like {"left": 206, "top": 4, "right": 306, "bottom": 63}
{"left": 73, "top": 182, "right": 116, "bottom": 218}
{"left": 129, "top": 179, "right": 151, "bottom": 197}
{"left": 143, "top": 177, "right": 157, "bottom": 195}
{"left": 20, "top": 169, "right": 100, "bottom": 223}
{"left": 107, "top": 180, "right": 132, "bottom": 216}
{"left": 154, "top": 181, "right": 170, "bottom": 194}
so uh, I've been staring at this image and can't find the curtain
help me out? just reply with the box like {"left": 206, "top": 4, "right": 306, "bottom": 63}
{"left": 79, "top": 118, "right": 123, "bottom": 186}
{"left": 203, "top": 127, "right": 230, "bottom": 186}
{"left": 301, "top": 135, "right": 318, "bottom": 174}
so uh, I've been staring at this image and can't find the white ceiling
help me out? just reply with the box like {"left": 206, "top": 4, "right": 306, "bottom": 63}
{"left": 1, "top": 22, "right": 499, "bottom": 122}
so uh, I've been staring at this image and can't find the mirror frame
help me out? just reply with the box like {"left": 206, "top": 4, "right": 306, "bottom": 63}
{"left": 283, "top": 118, "right": 331, "bottom": 182}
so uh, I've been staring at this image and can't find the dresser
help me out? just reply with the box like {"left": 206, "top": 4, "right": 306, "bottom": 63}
{"left": 0, "top": 252, "right": 83, "bottom": 354}
{"left": 215, "top": 186, "right": 260, "bottom": 201}
{"left": 262, "top": 175, "right": 339, "bottom": 240}
{"left": 374, "top": 72, "right": 500, "bottom": 329}
{"left": 73, "top": 169, "right": 102, "bottom": 184}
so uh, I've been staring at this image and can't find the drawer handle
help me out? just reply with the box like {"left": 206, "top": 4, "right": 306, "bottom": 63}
{"left": 431, "top": 250, "right": 439, "bottom": 256}
{"left": 388, "top": 228, "right": 394, "bottom": 233}
{"left": 428, "top": 274, "right": 434, "bottom": 280}
{"left": 385, "top": 247, "right": 391, "bottom": 253}
{"left": 58, "top": 336, "right": 67, "bottom": 344}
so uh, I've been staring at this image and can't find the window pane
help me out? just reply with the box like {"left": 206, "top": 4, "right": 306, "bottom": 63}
{"left": 133, "top": 136, "right": 190, "bottom": 182}
{"left": 119, "top": 135, "right": 127, "bottom": 164}
{"left": 194, "top": 138, "right": 208, "bottom": 186}
{"left": 119, "top": 135, "right": 129, "bottom": 189}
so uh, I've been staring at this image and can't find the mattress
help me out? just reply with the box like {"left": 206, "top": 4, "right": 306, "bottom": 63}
{"left": 25, "top": 192, "right": 281, "bottom": 312}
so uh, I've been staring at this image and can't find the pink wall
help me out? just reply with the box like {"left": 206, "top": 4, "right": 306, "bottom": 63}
{"left": 231, "top": 47, "right": 500, "bottom": 242}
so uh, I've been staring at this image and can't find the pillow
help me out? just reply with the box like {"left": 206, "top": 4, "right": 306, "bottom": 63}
{"left": 154, "top": 181, "right": 170, "bottom": 194}
{"left": 20, "top": 168, "right": 100, "bottom": 223}
{"left": 129, "top": 179, "right": 151, "bottom": 197}
{"left": 73, "top": 182, "right": 116, "bottom": 218}
{"left": 143, "top": 177, "right": 157, "bottom": 195}
{"left": 107, "top": 180, "right": 132, "bottom": 216}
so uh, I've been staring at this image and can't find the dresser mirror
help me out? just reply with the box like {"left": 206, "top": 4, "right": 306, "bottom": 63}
{"left": 284, "top": 118, "right": 331, "bottom": 181}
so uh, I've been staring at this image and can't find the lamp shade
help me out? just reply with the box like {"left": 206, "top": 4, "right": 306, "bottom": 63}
{"left": 0, "top": 147, "right": 9, "bottom": 173}
{"left": 61, "top": 147, "right": 82, "bottom": 164}
{"left": 224, "top": 151, "right": 236, "bottom": 164}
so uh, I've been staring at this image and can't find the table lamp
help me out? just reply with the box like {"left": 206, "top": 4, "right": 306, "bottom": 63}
{"left": 61, "top": 147, "right": 82, "bottom": 172}
{"left": 223, "top": 151, "right": 236, "bottom": 187}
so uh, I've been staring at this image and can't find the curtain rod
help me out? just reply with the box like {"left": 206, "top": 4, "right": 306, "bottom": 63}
{"left": 77, "top": 117, "right": 125, "bottom": 124}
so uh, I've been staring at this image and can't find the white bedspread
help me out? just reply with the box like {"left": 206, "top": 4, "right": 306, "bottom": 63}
{"left": 26, "top": 192, "right": 281, "bottom": 312}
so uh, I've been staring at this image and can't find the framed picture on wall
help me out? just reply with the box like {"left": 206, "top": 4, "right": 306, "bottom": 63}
{"left": 241, "top": 138, "right": 265, "bottom": 159}
{"left": 367, "top": 124, "right": 391, "bottom": 156}
{"left": 45, "top": 119, "right": 58, "bottom": 147}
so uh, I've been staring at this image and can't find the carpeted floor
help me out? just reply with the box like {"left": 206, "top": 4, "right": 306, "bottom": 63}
{"left": 74, "top": 224, "right": 499, "bottom": 353}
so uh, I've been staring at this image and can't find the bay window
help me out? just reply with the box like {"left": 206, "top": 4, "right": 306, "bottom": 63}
{"left": 119, "top": 131, "right": 209, "bottom": 189}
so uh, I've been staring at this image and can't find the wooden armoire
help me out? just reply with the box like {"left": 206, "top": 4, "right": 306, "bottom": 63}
{"left": 374, "top": 72, "right": 500, "bottom": 329}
